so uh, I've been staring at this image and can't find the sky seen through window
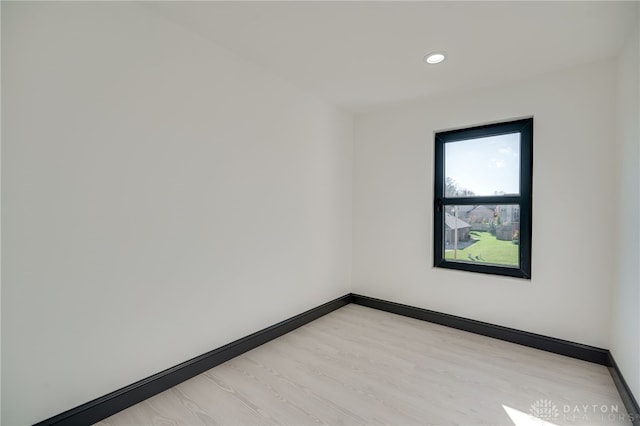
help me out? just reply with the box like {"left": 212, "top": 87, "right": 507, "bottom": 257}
{"left": 445, "top": 133, "right": 520, "bottom": 196}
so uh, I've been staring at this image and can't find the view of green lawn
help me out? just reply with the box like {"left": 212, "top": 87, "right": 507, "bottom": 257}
{"left": 445, "top": 231, "right": 518, "bottom": 267}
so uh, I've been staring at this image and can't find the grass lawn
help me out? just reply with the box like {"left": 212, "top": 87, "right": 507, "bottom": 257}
{"left": 445, "top": 231, "right": 518, "bottom": 267}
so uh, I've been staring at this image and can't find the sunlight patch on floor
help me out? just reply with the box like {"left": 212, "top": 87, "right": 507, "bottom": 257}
{"left": 503, "top": 405, "right": 559, "bottom": 426}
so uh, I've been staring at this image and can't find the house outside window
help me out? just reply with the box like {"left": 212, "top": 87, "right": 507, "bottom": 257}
{"left": 433, "top": 118, "right": 533, "bottom": 279}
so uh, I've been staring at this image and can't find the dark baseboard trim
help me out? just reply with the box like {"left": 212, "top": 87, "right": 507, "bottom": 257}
{"left": 351, "top": 294, "right": 610, "bottom": 365}
{"left": 34, "top": 294, "right": 352, "bottom": 426}
{"left": 354, "top": 294, "right": 640, "bottom": 422}
{"left": 34, "top": 292, "right": 639, "bottom": 426}
{"left": 608, "top": 353, "right": 640, "bottom": 426}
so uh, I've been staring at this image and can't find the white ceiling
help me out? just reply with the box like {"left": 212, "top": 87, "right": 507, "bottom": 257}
{"left": 144, "top": 1, "right": 638, "bottom": 113}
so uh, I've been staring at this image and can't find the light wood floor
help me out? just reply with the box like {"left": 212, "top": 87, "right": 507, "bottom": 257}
{"left": 97, "top": 304, "right": 631, "bottom": 425}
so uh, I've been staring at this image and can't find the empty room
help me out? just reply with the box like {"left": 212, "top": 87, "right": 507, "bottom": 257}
{"left": 2, "top": 1, "right": 639, "bottom": 425}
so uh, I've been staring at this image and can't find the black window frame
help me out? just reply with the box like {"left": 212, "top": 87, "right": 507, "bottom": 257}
{"left": 434, "top": 118, "right": 533, "bottom": 279}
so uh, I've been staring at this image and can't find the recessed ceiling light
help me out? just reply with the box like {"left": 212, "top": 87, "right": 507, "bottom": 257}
{"left": 424, "top": 52, "right": 447, "bottom": 64}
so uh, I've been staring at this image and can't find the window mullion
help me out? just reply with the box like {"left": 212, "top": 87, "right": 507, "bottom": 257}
{"left": 442, "top": 196, "right": 521, "bottom": 206}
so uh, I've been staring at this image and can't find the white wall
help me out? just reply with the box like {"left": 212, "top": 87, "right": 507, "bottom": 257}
{"left": 353, "top": 60, "right": 618, "bottom": 348}
{"left": 1, "top": 3, "right": 352, "bottom": 425}
{"left": 0, "top": 2, "right": 3, "bottom": 417}
{"left": 611, "top": 15, "right": 640, "bottom": 403}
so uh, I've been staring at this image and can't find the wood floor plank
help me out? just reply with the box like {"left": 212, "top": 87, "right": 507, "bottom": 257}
{"left": 96, "top": 305, "right": 631, "bottom": 425}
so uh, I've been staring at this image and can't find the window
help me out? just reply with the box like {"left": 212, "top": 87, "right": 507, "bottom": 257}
{"left": 434, "top": 118, "right": 533, "bottom": 279}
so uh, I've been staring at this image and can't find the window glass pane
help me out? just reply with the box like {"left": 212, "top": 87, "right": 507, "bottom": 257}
{"left": 443, "top": 204, "right": 520, "bottom": 268}
{"left": 445, "top": 133, "right": 520, "bottom": 197}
